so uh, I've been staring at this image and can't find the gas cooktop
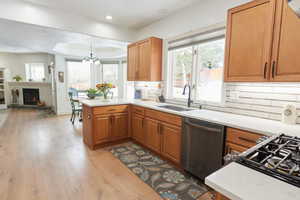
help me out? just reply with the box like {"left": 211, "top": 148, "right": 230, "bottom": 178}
{"left": 237, "top": 134, "right": 300, "bottom": 187}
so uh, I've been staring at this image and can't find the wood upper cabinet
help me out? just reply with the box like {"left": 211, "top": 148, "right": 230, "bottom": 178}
{"left": 94, "top": 114, "right": 111, "bottom": 143}
{"left": 145, "top": 117, "right": 161, "bottom": 153}
{"left": 132, "top": 113, "right": 145, "bottom": 143}
{"left": 271, "top": 0, "right": 300, "bottom": 81}
{"left": 161, "top": 123, "right": 181, "bottom": 164}
{"left": 127, "top": 44, "right": 138, "bottom": 81}
{"left": 224, "top": 0, "right": 276, "bottom": 82}
{"left": 127, "top": 37, "right": 162, "bottom": 81}
{"left": 111, "top": 113, "right": 128, "bottom": 139}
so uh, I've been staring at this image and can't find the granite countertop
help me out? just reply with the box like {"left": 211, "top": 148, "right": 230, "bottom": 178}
{"left": 81, "top": 98, "right": 300, "bottom": 137}
{"left": 81, "top": 98, "right": 300, "bottom": 200}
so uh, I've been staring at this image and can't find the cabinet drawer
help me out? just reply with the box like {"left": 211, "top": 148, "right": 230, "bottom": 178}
{"left": 145, "top": 109, "right": 182, "bottom": 127}
{"left": 226, "top": 128, "right": 262, "bottom": 148}
{"left": 132, "top": 105, "right": 145, "bottom": 116}
{"left": 93, "top": 105, "right": 128, "bottom": 115}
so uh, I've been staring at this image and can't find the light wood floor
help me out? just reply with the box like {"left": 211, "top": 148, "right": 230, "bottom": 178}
{"left": 0, "top": 109, "right": 213, "bottom": 200}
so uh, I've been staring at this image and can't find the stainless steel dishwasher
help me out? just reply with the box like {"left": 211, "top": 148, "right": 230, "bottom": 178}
{"left": 181, "top": 117, "right": 225, "bottom": 180}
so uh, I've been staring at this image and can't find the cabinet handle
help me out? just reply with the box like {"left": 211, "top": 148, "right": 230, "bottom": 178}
{"left": 108, "top": 109, "right": 116, "bottom": 112}
{"left": 238, "top": 136, "right": 256, "bottom": 144}
{"left": 87, "top": 114, "right": 91, "bottom": 119}
{"left": 263, "top": 62, "right": 267, "bottom": 79}
{"left": 272, "top": 61, "right": 276, "bottom": 78}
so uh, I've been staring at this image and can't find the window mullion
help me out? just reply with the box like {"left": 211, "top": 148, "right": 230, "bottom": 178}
{"left": 191, "top": 46, "right": 198, "bottom": 102}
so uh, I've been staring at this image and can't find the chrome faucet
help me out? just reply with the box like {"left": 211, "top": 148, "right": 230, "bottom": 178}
{"left": 182, "top": 84, "right": 193, "bottom": 107}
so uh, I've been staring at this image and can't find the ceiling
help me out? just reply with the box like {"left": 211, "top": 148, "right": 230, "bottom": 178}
{"left": 22, "top": 0, "right": 200, "bottom": 29}
{"left": 0, "top": 18, "right": 128, "bottom": 58}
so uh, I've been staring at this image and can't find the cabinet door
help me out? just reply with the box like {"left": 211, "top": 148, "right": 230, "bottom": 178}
{"left": 93, "top": 115, "right": 111, "bottom": 144}
{"left": 161, "top": 123, "right": 181, "bottom": 164}
{"left": 111, "top": 113, "right": 128, "bottom": 139}
{"left": 224, "top": 0, "right": 276, "bottom": 82}
{"left": 137, "top": 40, "right": 151, "bottom": 81}
{"left": 132, "top": 113, "right": 145, "bottom": 144}
{"left": 127, "top": 44, "right": 138, "bottom": 81}
{"left": 145, "top": 118, "right": 161, "bottom": 153}
{"left": 271, "top": 0, "right": 300, "bottom": 81}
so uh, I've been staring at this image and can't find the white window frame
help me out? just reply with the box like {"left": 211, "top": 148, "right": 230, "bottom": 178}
{"left": 25, "top": 63, "right": 45, "bottom": 82}
{"left": 166, "top": 32, "right": 226, "bottom": 106}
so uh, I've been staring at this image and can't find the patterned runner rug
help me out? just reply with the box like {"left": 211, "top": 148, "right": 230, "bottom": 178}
{"left": 110, "top": 143, "right": 208, "bottom": 200}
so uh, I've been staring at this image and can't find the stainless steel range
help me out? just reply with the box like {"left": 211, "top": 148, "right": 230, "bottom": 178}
{"left": 237, "top": 134, "right": 300, "bottom": 187}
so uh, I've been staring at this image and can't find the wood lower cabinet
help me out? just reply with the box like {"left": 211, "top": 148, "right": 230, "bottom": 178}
{"left": 225, "top": 128, "right": 262, "bottom": 155}
{"left": 82, "top": 105, "right": 130, "bottom": 149}
{"left": 215, "top": 192, "right": 230, "bottom": 200}
{"left": 132, "top": 113, "right": 145, "bottom": 143}
{"left": 94, "top": 114, "right": 111, "bottom": 143}
{"left": 145, "top": 117, "right": 161, "bottom": 153}
{"left": 161, "top": 123, "right": 181, "bottom": 164}
{"left": 111, "top": 113, "right": 128, "bottom": 139}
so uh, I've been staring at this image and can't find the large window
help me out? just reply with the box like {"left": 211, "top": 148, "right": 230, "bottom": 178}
{"left": 67, "top": 61, "right": 91, "bottom": 91}
{"left": 101, "top": 63, "right": 119, "bottom": 97}
{"left": 168, "top": 37, "right": 225, "bottom": 103}
{"left": 25, "top": 63, "right": 45, "bottom": 82}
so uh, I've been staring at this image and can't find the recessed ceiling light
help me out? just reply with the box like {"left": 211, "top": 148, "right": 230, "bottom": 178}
{"left": 105, "top": 15, "right": 113, "bottom": 20}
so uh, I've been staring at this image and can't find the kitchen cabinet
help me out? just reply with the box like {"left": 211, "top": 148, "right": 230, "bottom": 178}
{"left": 161, "top": 122, "right": 181, "bottom": 164}
{"left": 215, "top": 192, "right": 230, "bottom": 200}
{"left": 127, "top": 44, "right": 138, "bottom": 81}
{"left": 271, "top": 0, "right": 300, "bottom": 81}
{"left": 145, "top": 117, "right": 161, "bottom": 153}
{"left": 224, "top": 0, "right": 276, "bottom": 82}
{"left": 225, "top": 128, "right": 262, "bottom": 155}
{"left": 82, "top": 105, "right": 129, "bottom": 149}
{"left": 224, "top": 0, "right": 300, "bottom": 82}
{"left": 111, "top": 113, "right": 128, "bottom": 139}
{"left": 132, "top": 113, "right": 145, "bottom": 143}
{"left": 127, "top": 37, "right": 162, "bottom": 81}
{"left": 94, "top": 114, "right": 111, "bottom": 143}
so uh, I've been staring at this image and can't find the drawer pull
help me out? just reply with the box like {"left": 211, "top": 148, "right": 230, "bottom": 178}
{"left": 238, "top": 136, "right": 256, "bottom": 144}
{"left": 87, "top": 114, "right": 91, "bottom": 119}
{"left": 108, "top": 109, "right": 116, "bottom": 112}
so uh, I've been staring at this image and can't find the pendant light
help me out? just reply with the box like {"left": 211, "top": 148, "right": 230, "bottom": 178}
{"left": 82, "top": 44, "right": 100, "bottom": 64}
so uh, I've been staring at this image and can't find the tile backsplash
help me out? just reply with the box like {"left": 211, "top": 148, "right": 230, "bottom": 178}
{"left": 134, "top": 82, "right": 300, "bottom": 123}
{"left": 203, "top": 83, "right": 300, "bottom": 123}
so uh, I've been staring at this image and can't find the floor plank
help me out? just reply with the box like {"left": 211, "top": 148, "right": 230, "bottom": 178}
{"left": 0, "top": 109, "right": 213, "bottom": 200}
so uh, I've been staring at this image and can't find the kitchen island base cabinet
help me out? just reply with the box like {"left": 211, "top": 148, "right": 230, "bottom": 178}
{"left": 82, "top": 104, "right": 129, "bottom": 150}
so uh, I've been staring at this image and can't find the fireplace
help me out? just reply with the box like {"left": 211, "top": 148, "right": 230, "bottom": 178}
{"left": 23, "top": 88, "right": 40, "bottom": 105}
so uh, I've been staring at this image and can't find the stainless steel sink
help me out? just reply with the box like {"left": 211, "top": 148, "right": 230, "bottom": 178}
{"left": 158, "top": 105, "right": 194, "bottom": 112}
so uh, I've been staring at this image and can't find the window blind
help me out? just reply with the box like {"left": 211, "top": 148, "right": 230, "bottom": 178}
{"left": 168, "top": 26, "right": 226, "bottom": 51}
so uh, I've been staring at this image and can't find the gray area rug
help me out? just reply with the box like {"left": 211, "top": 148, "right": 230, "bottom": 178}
{"left": 110, "top": 143, "right": 208, "bottom": 200}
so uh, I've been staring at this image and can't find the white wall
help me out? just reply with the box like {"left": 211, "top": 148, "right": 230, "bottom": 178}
{"left": 0, "top": 52, "right": 54, "bottom": 82}
{"left": 137, "top": 0, "right": 250, "bottom": 40}
{"left": 0, "top": 0, "right": 136, "bottom": 42}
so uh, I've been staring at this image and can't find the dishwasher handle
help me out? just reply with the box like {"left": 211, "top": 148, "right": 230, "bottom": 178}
{"left": 184, "top": 120, "right": 222, "bottom": 133}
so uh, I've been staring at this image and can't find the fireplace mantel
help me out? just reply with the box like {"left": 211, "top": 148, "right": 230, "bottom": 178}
{"left": 8, "top": 81, "right": 51, "bottom": 87}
